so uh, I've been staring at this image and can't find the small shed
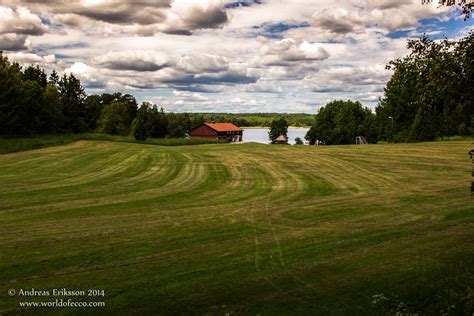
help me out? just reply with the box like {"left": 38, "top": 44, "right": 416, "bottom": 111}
{"left": 274, "top": 134, "right": 288, "bottom": 144}
{"left": 190, "top": 123, "right": 243, "bottom": 142}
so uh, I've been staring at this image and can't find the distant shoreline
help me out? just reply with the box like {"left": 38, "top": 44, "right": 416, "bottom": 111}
{"left": 242, "top": 126, "right": 311, "bottom": 129}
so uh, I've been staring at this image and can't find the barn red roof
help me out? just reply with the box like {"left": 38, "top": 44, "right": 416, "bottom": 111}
{"left": 204, "top": 123, "right": 243, "bottom": 132}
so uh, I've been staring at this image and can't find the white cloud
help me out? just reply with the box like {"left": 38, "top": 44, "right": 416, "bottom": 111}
{"left": 5, "top": 52, "right": 56, "bottom": 65}
{"left": 0, "top": 6, "right": 47, "bottom": 36}
{"left": 95, "top": 51, "right": 171, "bottom": 71}
{"left": 0, "top": 0, "right": 467, "bottom": 113}
{"left": 259, "top": 37, "right": 330, "bottom": 66}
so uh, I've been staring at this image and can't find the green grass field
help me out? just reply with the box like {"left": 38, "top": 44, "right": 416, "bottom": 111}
{"left": 0, "top": 134, "right": 224, "bottom": 155}
{"left": 1, "top": 140, "right": 473, "bottom": 315}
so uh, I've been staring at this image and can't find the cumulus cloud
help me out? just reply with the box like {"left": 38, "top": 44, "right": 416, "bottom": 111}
{"left": 95, "top": 51, "right": 171, "bottom": 71}
{"left": 305, "top": 0, "right": 452, "bottom": 42}
{"left": 258, "top": 37, "right": 330, "bottom": 66}
{"left": 67, "top": 1, "right": 170, "bottom": 25}
{"left": 164, "top": 0, "right": 228, "bottom": 35}
{"left": 311, "top": 8, "right": 365, "bottom": 35}
{"left": 303, "top": 65, "right": 391, "bottom": 98}
{"left": 0, "top": 33, "right": 28, "bottom": 51}
{"left": 5, "top": 51, "right": 56, "bottom": 64}
{"left": 5, "top": 0, "right": 228, "bottom": 36}
{"left": 65, "top": 62, "right": 109, "bottom": 89}
{"left": 173, "top": 90, "right": 209, "bottom": 102}
{"left": 161, "top": 68, "right": 258, "bottom": 86}
{"left": 174, "top": 54, "right": 228, "bottom": 73}
{"left": 0, "top": 6, "right": 47, "bottom": 35}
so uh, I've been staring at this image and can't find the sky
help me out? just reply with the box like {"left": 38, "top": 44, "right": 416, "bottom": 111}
{"left": 1, "top": 0, "right": 472, "bottom": 113}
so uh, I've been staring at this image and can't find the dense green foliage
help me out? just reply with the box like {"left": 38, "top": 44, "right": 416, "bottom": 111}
{"left": 269, "top": 117, "right": 289, "bottom": 143}
{"left": 98, "top": 100, "right": 134, "bottom": 135}
{"left": 0, "top": 53, "right": 206, "bottom": 138}
{"left": 188, "top": 112, "right": 314, "bottom": 127}
{"left": 132, "top": 104, "right": 150, "bottom": 141}
{"left": 1, "top": 140, "right": 473, "bottom": 314}
{"left": 305, "top": 33, "right": 473, "bottom": 145}
{"left": 130, "top": 103, "right": 204, "bottom": 141}
{"left": 376, "top": 32, "right": 474, "bottom": 142}
{"left": 306, "top": 100, "right": 377, "bottom": 145}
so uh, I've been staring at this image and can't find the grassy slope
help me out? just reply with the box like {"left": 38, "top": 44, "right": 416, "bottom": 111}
{"left": 0, "top": 134, "right": 223, "bottom": 154}
{"left": 0, "top": 140, "right": 473, "bottom": 315}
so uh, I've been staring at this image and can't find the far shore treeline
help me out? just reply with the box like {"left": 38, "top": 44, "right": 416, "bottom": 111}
{"left": 0, "top": 32, "right": 472, "bottom": 144}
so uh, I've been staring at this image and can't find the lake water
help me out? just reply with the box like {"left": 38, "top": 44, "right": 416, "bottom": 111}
{"left": 243, "top": 127, "right": 309, "bottom": 144}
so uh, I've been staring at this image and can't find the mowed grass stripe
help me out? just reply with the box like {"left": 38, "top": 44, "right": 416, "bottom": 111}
{"left": 0, "top": 140, "right": 473, "bottom": 315}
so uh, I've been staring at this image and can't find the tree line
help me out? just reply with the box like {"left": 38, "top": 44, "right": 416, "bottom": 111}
{"left": 194, "top": 113, "right": 314, "bottom": 127}
{"left": 305, "top": 32, "right": 473, "bottom": 145}
{"left": 0, "top": 52, "right": 314, "bottom": 140}
{"left": 0, "top": 53, "right": 205, "bottom": 139}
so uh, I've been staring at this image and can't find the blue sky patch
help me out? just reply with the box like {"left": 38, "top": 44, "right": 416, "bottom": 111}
{"left": 251, "top": 21, "right": 310, "bottom": 39}
{"left": 387, "top": 16, "right": 473, "bottom": 39}
{"left": 224, "top": 0, "right": 262, "bottom": 10}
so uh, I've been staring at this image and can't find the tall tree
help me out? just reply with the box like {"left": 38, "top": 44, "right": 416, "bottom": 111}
{"left": 148, "top": 105, "right": 168, "bottom": 138}
{"left": 23, "top": 65, "right": 47, "bottom": 89}
{"left": 84, "top": 95, "right": 104, "bottom": 131}
{"left": 98, "top": 93, "right": 137, "bottom": 127}
{"left": 167, "top": 113, "right": 191, "bottom": 138}
{"left": 97, "top": 100, "right": 133, "bottom": 135}
{"left": 14, "top": 80, "right": 43, "bottom": 134}
{"left": 306, "top": 100, "right": 377, "bottom": 145}
{"left": 58, "top": 74, "right": 87, "bottom": 133}
{"left": 132, "top": 103, "right": 152, "bottom": 141}
{"left": 269, "top": 117, "right": 288, "bottom": 143}
{"left": 40, "top": 83, "right": 65, "bottom": 133}
{"left": 0, "top": 53, "right": 23, "bottom": 134}
{"left": 49, "top": 70, "right": 59, "bottom": 86}
{"left": 376, "top": 32, "right": 474, "bottom": 142}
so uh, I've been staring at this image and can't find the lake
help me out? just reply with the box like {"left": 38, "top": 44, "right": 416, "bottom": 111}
{"left": 243, "top": 127, "right": 310, "bottom": 144}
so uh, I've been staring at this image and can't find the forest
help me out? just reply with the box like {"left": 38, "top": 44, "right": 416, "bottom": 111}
{"left": 1, "top": 32, "right": 473, "bottom": 144}
{"left": 306, "top": 32, "right": 474, "bottom": 144}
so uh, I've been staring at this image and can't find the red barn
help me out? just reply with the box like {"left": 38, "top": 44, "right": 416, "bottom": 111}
{"left": 190, "top": 123, "right": 243, "bottom": 142}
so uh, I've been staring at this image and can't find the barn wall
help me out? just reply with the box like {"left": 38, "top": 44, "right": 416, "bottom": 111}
{"left": 190, "top": 125, "right": 217, "bottom": 138}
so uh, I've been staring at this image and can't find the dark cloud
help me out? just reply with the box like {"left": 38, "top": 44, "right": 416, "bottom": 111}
{"left": 0, "top": 34, "right": 27, "bottom": 51}
{"left": 84, "top": 80, "right": 107, "bottom": 89}
{"left": 69, "top": 4, "right": 168, "bottom": 25}
{"left": 182, "top": 7, "right": 227, "bottom": 29}
{"left": 311, "top": 86, "right": 353, "bottom": 93}
{"left": 127, "top": 82, "right": 160, "bottom": 90}
{"left": 367, "top": 0, "right": 412, "bottom": 10}
{"left": 172, "top": 85, "right": 222, "bottom": 93}
{"left": 95, "top": 51, "right": 171, "bottom": 72}
{"left": 162, "top": 71, "right": 258, "bottom": 86}
{"left": 101, "top": 61, "right": 166, "bottom": 72}
{"left": 311, "top": 8, "right": 364, "bottom": 35}
{"left": 4, "top": 0, "right": 228, "bottom": 36}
